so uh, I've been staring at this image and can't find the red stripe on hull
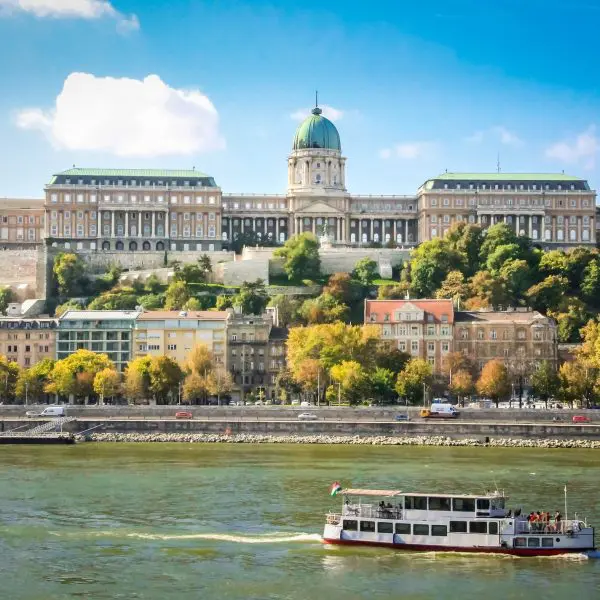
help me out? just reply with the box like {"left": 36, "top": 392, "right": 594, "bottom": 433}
{"left": 323, "top": 538, "right": 594, "bottom": 556}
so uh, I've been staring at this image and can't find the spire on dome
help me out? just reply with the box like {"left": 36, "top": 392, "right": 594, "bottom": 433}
{"left": 312, "top": 90, "right": 322, "bottom": 115}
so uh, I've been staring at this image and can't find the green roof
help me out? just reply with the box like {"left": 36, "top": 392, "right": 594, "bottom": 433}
{"left": 431, "top": 172, "right": 583, "bottom": 182}
{"left": 292, "top": 107, "right": 341, "bottom": 152}
{"left": 54, "top": 168, "right": 211, "bottom": 178}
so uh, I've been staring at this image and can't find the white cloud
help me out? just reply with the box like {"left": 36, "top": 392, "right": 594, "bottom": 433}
{"left": 290, "top": 105, "right": 344, "bottom": 121}
{"left": 465, "top": 126, "right": 522, "bottom": 146}
{"left": 0, "top": 0, "right": 139, "bottom": 32}
{"left": 379, "top": 142, "right": 438, "bottom": 160}
{"left": 15, "top": 72, "right": 225, "bottom": 157}
{"left": 545, "top": 126, "right": 599, "bottom": 170}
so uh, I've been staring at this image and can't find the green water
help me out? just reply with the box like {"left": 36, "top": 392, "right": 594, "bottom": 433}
{"left": 0, "top": 444, "right": 599, "bottom": 600}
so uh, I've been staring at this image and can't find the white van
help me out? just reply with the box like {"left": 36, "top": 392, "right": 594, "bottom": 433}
{"left": 40, "top": 406, "right": 66, "bottom": 417}
{"left": 421, "top": 403, "right": 459, "bottom": 419}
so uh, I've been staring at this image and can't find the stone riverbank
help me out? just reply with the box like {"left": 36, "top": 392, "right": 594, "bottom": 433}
{"left": 80, "top": 432, "right": 600, "bottom": 448}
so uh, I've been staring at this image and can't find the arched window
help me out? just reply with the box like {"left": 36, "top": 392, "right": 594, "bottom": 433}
{"left": 350, "top": 233, "right": 356, "bottom": 243}
{"left": 156, "top": 241, "right": 165, "bottom": 251}
{"left": 102, "top": 241, "right": 110, "bottom": 250}
{"left": 142, "top": 241, "right": 151, "bottom": 250}
{"left": 129, "top": 241, "right": 138, "bottom": 251}
{"left": 115, "top": 241, "right": 124, "bottom": 250}
{"left": 361, "top": 233, "right": 367, "bottom": 243}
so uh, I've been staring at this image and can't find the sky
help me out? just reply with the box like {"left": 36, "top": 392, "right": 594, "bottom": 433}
{"left": 0, "top": 0, "right": 599, "bottom": 198}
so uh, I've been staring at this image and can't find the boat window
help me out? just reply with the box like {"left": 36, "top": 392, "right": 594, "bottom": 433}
{"left": 360, "top": 521, "right": 376, "bottom": 532}
{"left": 431, "top": 525, "right": 448, "bottom": 537}
{"left": 491, "top": 497, "right": 505, "bottom": 510}
{"left": 377, "top": 521, "right": 394, "bottom": 534}
{"left": 405, "top": 496, "right": 427, "bottom": 510}
{"left": 476, "top": 499, "right": 490, "bottom": 511}
{"left": 343, "top": 520, "right": 357, "bottom": 531}
{"left": 413, "top": 524, "right": 429, "bottom": 535}
{"left": 449, "top": 521, "right": 467, "bottom": 533}
{"left": 469, "top": 521, "right": 487, "bottom": 534}
{"left": 527, "top": 537, "right": 540, "bottom": 548}
{"left": 452, "top": 498, "right": 475, "bottom": 512}
{"left": 542, "top": 538, "right": 554, "bottom": 548}
{"left": 395, "top": 523, "right": 411, "bottom": 534}
{"left": 428, "top": 497, "right": 451, "bottom": 511}
{"left": 514, "top": 537, "right": 526, "bottom": 548}
{"left": 488, "top": 522, "right": 499, "bottom": 535}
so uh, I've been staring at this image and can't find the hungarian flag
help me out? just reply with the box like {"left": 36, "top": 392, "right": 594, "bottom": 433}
{"left": 329, "top": 482, "right": 343, "bottom": 496}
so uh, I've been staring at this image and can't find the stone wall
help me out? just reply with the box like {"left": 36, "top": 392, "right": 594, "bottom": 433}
{"left": 215, "top": 257, "right": 269, "bottom": 285}
{"left": 0, "top": 248, "right": 40, "bottom": 298}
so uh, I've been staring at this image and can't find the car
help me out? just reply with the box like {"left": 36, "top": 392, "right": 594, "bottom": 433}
{"left": 26, "top": 410, "right": 40, "bottom": 418}
{"left": 395, "top": 414, "right": 410, "bottom": 421}
{"left": 300, "top": 401, "right": 311, "bottom": 407}
{"left": 297, "top": 412, "right": 318, "bottom": 420}
{"left": 572, "top": 415, "right": 591, "bottom": 423}
{"left": 175, "top": 411, "right": 193, "bottom": 419}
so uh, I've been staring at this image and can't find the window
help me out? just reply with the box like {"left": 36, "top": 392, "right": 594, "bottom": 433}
{"left": 413, "top": 524, "right": 429, "bottom": 535}
{"left": 449, "top": 521, "right": 468, "bottom": 533}
{"left": 431, "top": 525, "right": 447, "bottom": 536}
{"left": 514, "top": 537, "right": 526, "bottom": 548}
{"left": 476, "top": 498, "right": 490, "bottom": 511}
{"left": 377, "top": 522, "right": 394, "bottom": 534}
{"left": 360, "top": 521, "right": 375, "bottom": 532}
{"left": 488, "top": 522, "right": 498, "bottom": 535}
{"left": 469, "top": 522, "right": 487, "bottom": 534}
{"left": 541, "top": 538, "right": 554, "bottom": 548}
{"left": 428, "top": 497, "right": 451, "bottom": 511}
{"left": 343, "top": 520, "right": 357, "bottom": 531}
{"left": 51, "top": 193, "right": 58, "bottom": 203}
{"left": 527, "top": 537, "right": 540, "bottom": 548}
{"left": 490, "top": 330, "right": 497, "bottom": 340}
{"left": 167, "top": 344, "right": 177, "bottom": 350}
{"left": 452, "top": 498, "right": 475, "bottom": 512}
{"left": 405, "top": 496, "right": 427, "bottom": 510}
{"left": 395, "top": 522, "right": 411, "bottom": 534}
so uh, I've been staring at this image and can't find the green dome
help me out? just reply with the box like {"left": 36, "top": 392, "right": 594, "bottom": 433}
{"left": 292, "top": 107, "right": 341, "bottom": 151}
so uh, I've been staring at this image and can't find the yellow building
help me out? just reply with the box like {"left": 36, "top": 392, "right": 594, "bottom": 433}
{"left": 0, "top": 317, "right": 57, "bottom": 368}
{"left": 134, "top": 310, "right": 230, "bottom": 367}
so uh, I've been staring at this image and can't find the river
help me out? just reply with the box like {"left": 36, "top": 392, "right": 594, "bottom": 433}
{"left": 0, "top": 444, "right": 599, "bottom": 599}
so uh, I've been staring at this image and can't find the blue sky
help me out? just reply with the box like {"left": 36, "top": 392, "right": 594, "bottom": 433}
{"left": 1, "top": 0, "right": 599, "bottom": 197}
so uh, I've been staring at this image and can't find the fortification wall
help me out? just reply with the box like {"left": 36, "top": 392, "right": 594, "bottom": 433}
{"left": 216, "top": 258, "right": 269, "bottom": 285}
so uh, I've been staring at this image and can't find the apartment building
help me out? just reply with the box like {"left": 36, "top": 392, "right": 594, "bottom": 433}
{"left": 133, "top": 310, "right": 230, "bottom": 367}
{"left": 0, "top": 317, "right": 57, "bottom": 368}
{"left": 453, "top": 309, "right": 558, "bottom": 378}
{"left": 0, "top": 198, "right": 45, "bottom": 248}
{"left": 226, "top": 311, "right": 287, "bottom": 401}
{"left": 364, "top": 299, "right": 454, "bottom": 374}
{"left": 57, "top": 310, "right": 140, "bottom": 371}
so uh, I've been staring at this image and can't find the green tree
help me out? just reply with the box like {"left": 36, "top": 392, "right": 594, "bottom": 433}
{"left": 149, "top": 356, "right": 184, "bottom": 403}
{"left": 581, "top": 259, "right": 600, "bottom": 307}
{"left": 530, "top": 361, "right": 559, "bottom": 409}
{"left": 144, "top": 273, "right": 162, "bottom": 294}
{"left": 557, "top": 361, "right": 594, "bottom": 408}
{"left": 0, "top": 356, "right": 21, "bottom": 404}
{"left": 395, "top": 358, "right": 433, "bottom": 405}
{"left": 330, "top": 360, "right": 368, "bottom": 405}
{"left": 525, "top": 276, "right": 569, "bottom": 313}
{"left": 15, "top": 358, "right": 54, "bottom": 403}
{"left": 353, "top": 258, "right": 379, "bottom": 286}
{"left": 93, "top": 368, "right": 121, "bottom": 404}
{"left": 486, "top": 243, "right": 522, "bottom": 274}
{"left": 53, "top": 252, "right": 88, "bottom": 297}
{"left": 164, "top": 280, "right": 191, "bottom": 310}
{"left": 549, "top": 297, "right": 592, "bottom": 343}
{"left": 215, "top": 295, "right": 234, "bottom": 310}
{"left": 444, "top": 222, "right": 483, "bottom": 276}
{"left": 499, "top": 259, "right": 532, "bottom": 302}
{"left": 539, "top": 250, "right": 568, "bottom": 277}
{"left": 233, "top": 279, "right": 269, "bottom": 315}
{"left": 175, "top": 263, "right": 205, "bottom": 284}
{"left": 476, "top": 360, "right": 510, "bottom": 407}
{"left": 465, "top": 270, "right": 508, "bottom": 309}
{"left": 274, "top": 233, "right": 321, "bottom": 281}
{"left": 368, "top": 367, "right": 396, "bottom": 405}
{"left": 182, "top": 372, "right": 209, "bottom": 404}
{"left": 479, "top": 223, "right": 523, "bottom": 262}
{"left": 138, "top": 293, "right": 165, "bottom": 310}
{"left": 565, "top": 247, "right": 596, "bottom": 288}
{"left": 435, "top": 270, "right": 470, "bottom": 304}
{"left": 54, "top": 299, "right": 84, "bottom": 317}
{"left": 268, "top": 294, "right": 302, "bottom": 327}
{"left": 373, "top": 345, "right": 410, "bottom": 375}
{"left": 198, "top": 254, "right": 213, "bottom": 277}
{"left": 0, "top": 287, "right": 13, "bottom": 315}
{"left": 87, "top": 288, "right": 139, "bottom": 310}
{"left": 377, "top": 281, "right": 410, "bottom": 299}
{"left": 299, "top": 293, "right": 349, "bottom": 324}
{"left": 182, "top": 297, "right": 203, "bottom": 311}
{"left": 409, "top": 238, "right": 464, "bottom": 298}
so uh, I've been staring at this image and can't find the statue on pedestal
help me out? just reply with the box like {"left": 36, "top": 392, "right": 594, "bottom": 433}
{"left": 318, "top": 220, "right": 333, "bottom": 249}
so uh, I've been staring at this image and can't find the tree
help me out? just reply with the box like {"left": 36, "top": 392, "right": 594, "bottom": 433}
{"left": 46, "top": 350, "right": 114, "bottom": 401}
{"left": 409, "top": 238, "right": 464, "bottom": 298}
{"left": 323, "top": 272, "right": 364, "bottom": 305}
{"left": 581, "top": 259, "right": 600, "bottom": 307}
{"left": 274, "top": 368, "right": 302, "bottom": 404}
{"left": 368, "top": 367, "right": 396, "bottom": 405}
{"left": 234, "top": 279, "right": 269, "bottom": 315}
{"left": 138, "top": 293, "right": 165, "bottom": 310}
{"left": 148, "top": 356, "right": 184, "bottom": 403}
{"left": 182, "top": 297, "right": 202, "bottom": 311}
{"left": 15, "top": 358, "right": 54, "bottom": 403}
{"left": 565, "top": 247, "right": 596, "bottom": 288}
{"left": 54, "top": 299, "right": 84, "bottom": 317}
{"left": 182, "top": 372, "right": 209, "bottom": 404}
{"left": 294, "top": 358, "right": 323, "bottom": 395}
{"left": 373, "top": 345, "right": 410, "bottom": 375}
{"left": 557, "top": 361, "right": 592, "bottom": 408}
{"left": 164, "top": 280, "right": 191, "bottom": 310}
{"left": 395, "top": 358, "right": 433, "bottom": 405}
{"left": 206, "top": 368, "right": 234, "bottom": 405}
{"left": 377, "top": 281, "right": 410, "bottom": 300}
{"left": 145, "top": 273, "right": 162, "bottom": 294}
{"left": 93, "top": 368, "right": 121, "bottom": 404}
{"left": 550, "top": 298, "right": 592, "bottom": 343}
{"left": 123, "top": 356, "right": 152, "bottom": 404}
{"left": 274, "top": 233, "right": 321, "bottom": 281}
{"left": 87, "top": 288, "right": 139, "bottom": 310}
{"left": 353, "top": 257, "right": 378, "bottom": 286}
{"left": 485, "top": 243, "right": 522, "bottom": 274}
{"left": 0, "top": 356, "right": 21, "bottom": 404}
{"left": 187, "top": 344, "right": 214, "bottom": 376}
{"left": 530, "top": 361, "right": 559, "bottom": 409}
{"left": 479, "top": 223, "right": 523, "bottom": 262}
{"left": 0, "top": 287, "right": 13, "bottom": 315}
{"left": 330, "top": 360, "right": 368, "bottom": 405}
{"left": 476, "top": 360, "right": 510, "bottom": 407}
{"left": 435, "top": 271, "right": 470, "bottom": 304}
{"left": 198, "top": 254, "right": 213, "bottom": 277}
{"left": 299, "top": 293, "right": 349, "bottom": 324}
{"left": 442, "top": 351, "right": 474, "bottom": 381}
{"left": 444, "top": 222, "right": 483, "bottom": 276}
{"left": 465, "top": 270, "right": 508, "bottom": 309}
{"left": 53, "top": 252, "right": 88, "bottom": 297}
{"left": 525, "top": 276, "right": 568, "bottom": 313}
{"left": 175, "top": 263, "right": 205, "bottom": 284}
{"left": 499, "top": 259, "right": 532, "bottom": 302}
{"left": 215, "top": 295, "right": 234, "bottom": 310}
{"left": 267, "top": 294, "right": 302, "bottom": 327}
{"left": 539, "top": 250, "right": 568, "bottom": 277}
{"left": 449, "top": 370, "right": 474, "bottom": 406}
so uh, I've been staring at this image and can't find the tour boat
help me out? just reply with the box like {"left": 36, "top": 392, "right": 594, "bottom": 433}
{"left": 323, "top": 484, "right": 595, "bottom": 556}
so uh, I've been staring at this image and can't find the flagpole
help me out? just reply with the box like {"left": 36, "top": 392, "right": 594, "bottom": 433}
{"left": 564, "top": 485, "right": 568, "bottom": 523}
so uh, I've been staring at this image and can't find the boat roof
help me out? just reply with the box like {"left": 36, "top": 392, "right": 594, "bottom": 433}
{"left": 342, "top": 488, "right": 504, "bottom": 499}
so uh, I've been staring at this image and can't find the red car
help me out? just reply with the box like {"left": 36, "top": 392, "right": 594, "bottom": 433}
{"left": 175, "top": 411, "right": 193, "bottom": 419}
{"left": 572, "top": 415, "right": 591, "bottom": 424}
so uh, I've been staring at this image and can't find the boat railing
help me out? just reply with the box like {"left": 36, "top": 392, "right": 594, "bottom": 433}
{"left": 326, "top": 513, "right": 342, "bottom": 525}
{"left": 341, "top": 504, "right": 402, "bottom": 520}
{"left": 515, "top": 519, "right": 587, "bottom": 535}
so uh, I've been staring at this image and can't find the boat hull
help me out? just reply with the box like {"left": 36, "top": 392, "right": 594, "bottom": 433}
{"left": 323, "top": 538, "right": 595, "bottom": 556}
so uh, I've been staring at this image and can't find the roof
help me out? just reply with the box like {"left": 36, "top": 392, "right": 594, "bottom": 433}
{"left": 342, "top": 489, "right": 403, "bottom": 497}
{"left": 53, "top": 168, "right": 210, "bottom": 178}
{"left": 342, "top": 488, "right": 503, "bottom": 499}
{"left": 431, "top": 172, "right": 584, "bottom": 182}
{"left": 269, "top": 327, "right": 289, "bottom": 341}
{"left": 137, "top": 310, "right": 230, "bottom": 321}
{"left": 365, "top": 299, "right": 454, "bottom": 324}
{"left": 455, "top": 310, "right": 549, "bottom": 324}
{"left": 0, "top": 198, "right": 45, "bottom": 210}
{"left": 293, "top": 107, "right": 341, "bottom": 152}
{"left": 60, "top": 310, "right": 141, "bottom": 321}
